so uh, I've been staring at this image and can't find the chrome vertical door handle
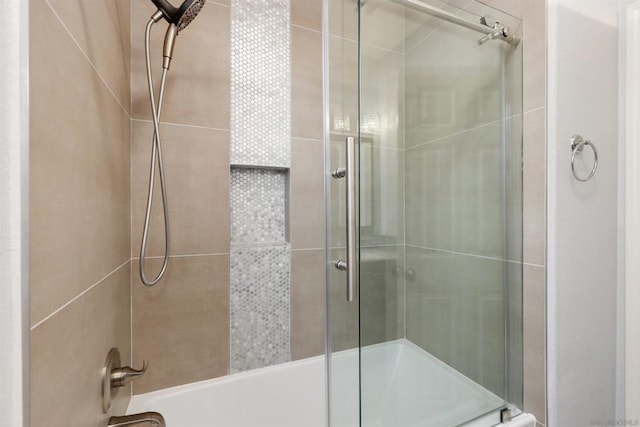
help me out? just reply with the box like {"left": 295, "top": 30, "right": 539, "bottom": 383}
{"left": 332, "top": 136, "right": 357, "bottom": 302}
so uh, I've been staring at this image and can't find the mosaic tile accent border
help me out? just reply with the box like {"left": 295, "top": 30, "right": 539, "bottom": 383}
{"left": 230, "top": 0, "right": 291, "bottom": 168}
{"left": 230, "top": 168, "right": 287, "bottom": 245}
{"left": 230, "top": 244, "right": 291, "bottom": 373}
{"left": 229, "top": 0, "right": 292, "bottom": 374}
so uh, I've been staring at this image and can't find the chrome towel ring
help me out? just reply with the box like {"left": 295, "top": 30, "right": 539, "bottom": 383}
{"left": 571, "top": 134, "right": 599, "bottom": 182}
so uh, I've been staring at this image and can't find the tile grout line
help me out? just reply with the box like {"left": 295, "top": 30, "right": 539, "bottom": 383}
{"left": 523, "top": 261, "right": 546, "bottom": 269}
{"left": 131, "top": 118, "right": 230, "bottom": 132}
{"left": 44, "top": 0, "right": 131, "bottom": 119}
{"left": 405, "top": 109, "right": 537, "bottom": 152}
{"left": 406, "top": 117, "right": 513, "bottom": 151}
{"left": 292, "top": 136, "right": 323, "bottom": 143}
{"left": 404, "top": 0, "right": 476, "bottom": 56}
{"left": 291, "top": 247, "right": 325, "bottom": 252}
{"left": 291, "top": 23, "right": 321, "bottom": 35}
{"left": 209, "top": 0, "right": 230, "bottom": 8}
{"left": 405, "top": 243, "right": 545, "bottom": 268}
{"left": 328, "top": 33, "right": 404, "bottom": 57}
{"left": 524, "top": 105, "right": 545, "bottom": 116}
{"left": 329, "top": 141, "right": 404, "bottom": 152}
{"left": 360, "top": 243, "right": 405, "bottom": 248}
{"left": 31, "top": 259, "right": 131, "bottom": 331}
{"left": 404, "top": 11, "right": 449, "bottom": 56}
{"left": 131, "top": 252, "right": 231, "bottom": 260}
{"left": 329, "top": 244, "right": 405, "bottom": 250}
{"left": 405, "top": 107, "right": 544, "bottom": 152}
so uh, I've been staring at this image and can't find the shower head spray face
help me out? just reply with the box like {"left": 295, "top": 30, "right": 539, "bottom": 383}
{"left": 151, "top": 0, "right": 206, "bottom": 33}
{"left": 176, "top": 0, "right": 205, "bottom": 32}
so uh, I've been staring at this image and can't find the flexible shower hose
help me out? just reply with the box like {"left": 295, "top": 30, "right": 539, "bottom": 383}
{"left": 139, "top": 17, "right": 171, "bottom": 286}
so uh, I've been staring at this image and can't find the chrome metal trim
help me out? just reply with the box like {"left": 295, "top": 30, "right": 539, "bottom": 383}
{"left": 321, "top": 0, "right": 333, "bottom": 423}
{"left": 332, "top": 137, "right": 357, "bottom": 301}
{"left": 390, "top": 0, "right": 521, "bottom": 45}
{"left": 162, "top": 24, "right": 178, "bottom": 70}
{"left": 331, "top": 167, "right": 346, "bottom": 179}
{"left": 140, "top": 17, "right": 172, "bottom": 287}
{"left": 108, "top": 412, "right": 165, "bottom": 427}
{"left": 570, "top": 134, "right": 599, "bottom": 182}
{"left": 110, "top": 360, "right": 148, "bottom": 388}
{"left": 102, "top": 348, "right": 148, "bottom": 413}
{"left": 500, "top": 408, "right": 513, "bottom": 423}
{"left": 345, "top": 136, "right": 357, "bottom": 302}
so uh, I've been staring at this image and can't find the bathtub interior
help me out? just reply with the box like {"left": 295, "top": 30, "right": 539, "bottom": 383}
{"left": 365, "top": 340, "right": 504, "bottom": 426}
{"left": 127, "top": 352, "right": 326, "bottom": 427}
{"left": 127, "top": 339, "right": 526, "bottom": 427}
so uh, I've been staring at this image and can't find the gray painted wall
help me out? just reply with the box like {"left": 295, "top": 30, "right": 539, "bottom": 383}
{"left": 547, "top": 1, "right": 622, "bottom": 425}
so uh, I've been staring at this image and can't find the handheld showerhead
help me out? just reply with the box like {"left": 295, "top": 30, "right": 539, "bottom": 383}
{"left": 151, "top": 0, "right": 206, "bottom": 32}
{"left": 139, "top": 0, "right": 205, "bottom": 287}
{"left": 149, "top": 0, "right": 206, "bottom": 69}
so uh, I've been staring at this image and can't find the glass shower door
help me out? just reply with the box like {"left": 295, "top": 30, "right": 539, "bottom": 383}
{"left": 325, "top": 0, "right": 360, "bottom": 425}
{"left": 325, "top": 1, "right": 523, "bottom": 426}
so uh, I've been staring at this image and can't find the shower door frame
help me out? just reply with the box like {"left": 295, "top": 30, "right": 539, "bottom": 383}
{"left": 625, "top": 0, "right": 640, "bottom": 420}
{"left": 0, "top": 0, "right": 30, "bottom": 426}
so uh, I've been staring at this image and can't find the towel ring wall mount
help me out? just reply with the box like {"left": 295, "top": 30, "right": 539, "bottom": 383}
{"left": 571, "top": 134, "right": 599, "bottom": 182}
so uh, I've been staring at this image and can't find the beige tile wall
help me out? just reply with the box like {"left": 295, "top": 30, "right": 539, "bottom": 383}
{"left": 31, "top": 265, "right": 132, "bottom": 427}
{"left": 130, "top": 122, "right": 230, "bottom": 258}
{"left": 131, "top": 256, "right": 230, "bottom": 394}
{"left": 130, "top": 1, "right": 230, "bottom": 127}
{"left": 129, "top": 0, "right": 328, "bottom": 393}
{"left": 291, "top": 249, "right": 326, "bottom": 360}
{"left": 129, "top": 0, "right": 231, "bottom": 392}
{"left": 29, "top": 0, "right": 132, "bottom": 424}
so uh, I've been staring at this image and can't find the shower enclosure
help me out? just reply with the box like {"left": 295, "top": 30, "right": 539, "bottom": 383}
{"left": 325, "top": 0, "right": 524, "bottom": 426}
{"left": 27, "top": 0, "right": 526, "bottom": 424}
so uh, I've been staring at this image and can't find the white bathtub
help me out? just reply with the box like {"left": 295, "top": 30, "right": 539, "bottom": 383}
{"left": 127, "top": 339, "right": 535, "bottom": 427}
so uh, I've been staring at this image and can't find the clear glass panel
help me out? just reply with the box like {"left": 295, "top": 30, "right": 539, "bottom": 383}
{"left": 325, "top": 1, "right": 360, "bottom": 426}
{"left": 357, "top": 0, "right": 523, "bottom": 426}
{"left": 326, "top": 0, "right": 522, "bottom": 425}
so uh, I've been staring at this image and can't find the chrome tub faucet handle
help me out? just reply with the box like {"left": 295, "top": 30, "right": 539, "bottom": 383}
{"left": 111, "top": 360, "right": 149, "bottom": 388}
{"left": 103, "top": 348, "right": 149, "bottom": 412}
{"left": 108, "top": 412, "right": 165, "bottom": 427}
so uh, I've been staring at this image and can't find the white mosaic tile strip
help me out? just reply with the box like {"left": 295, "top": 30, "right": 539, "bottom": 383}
{"left": 229, "top": 0, "right": 292, "bottom": 374}
{"left": 230, "top": 0, "right": 291, "bottom": 168}
{"left": 230, "top": 168, "right": 287, "bottom": 245}
{"left": 230, "top": 244, "right": 291, "bottom": 373}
